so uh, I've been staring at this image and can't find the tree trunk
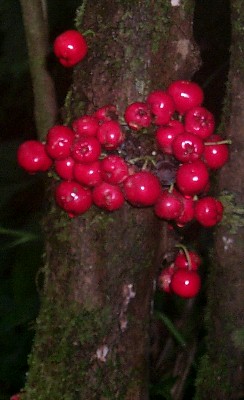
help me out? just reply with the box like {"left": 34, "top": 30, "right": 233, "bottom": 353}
{"left": 22, "top": 1, "right": 200, "bottom": 399}
{"left": 194, "top": 2, "right": 244, "bottom": 399}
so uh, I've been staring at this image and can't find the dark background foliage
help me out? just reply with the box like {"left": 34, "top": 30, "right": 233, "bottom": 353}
{"left": 0, "top": 0, "right": 230, "bottom": 398}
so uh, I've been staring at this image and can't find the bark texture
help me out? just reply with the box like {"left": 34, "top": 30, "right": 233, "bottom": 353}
{"left": 22, "top": 1, "right": 200, "bottom": 399}
{"left": 195, "top": 2, "right": 244, "bottom": 399}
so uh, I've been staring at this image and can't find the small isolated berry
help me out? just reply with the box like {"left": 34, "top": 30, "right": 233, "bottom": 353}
{"left": 167, "top": 80, "right": 204, "bottom": 114}
{"left": 45, "top": 125, "right": 74, "bottom": 160}
{"left": 17, "top": 140, "right": 52, "bottom": 173}
{"left": 158, "top": 264, "right": 175, "bottom": 293}
{"left": 123, "top": 171, "right": 161, "bottom": 207}
{"left": 176, "top": 160, "right": 209, "bottom": 196}
{"left": 72, "top": 115, "right": 100, "bottom": 137}
{"left": 154, "top": 189, "right": 183, "bottom": 220}
{"left": 71, "top": 136, "right": 101, "bottom": 163}
{"left": 73, "top": 161, "right": 102, "bottom": 187}
{"left": 203, "top": 134, "right": 229, "bottom": 169}
{"left": 92, "top": 182, "right": 125, "bottom": 211}
{"left": 155, "top": 120, "right": 184, "bottom": 155}
{"left": 194, "top": 196, "right": 224, "bottom": 227}
{"left": 55, "top": 180, "right": 92, "bottom": 216}
{"left": 100, "top": 155, "right": 129, "bottom": 184}
{"left": 55, "top": 156, "right": 75, "bottom": 180}
{"left": 124, "top": 102, "right": 151, "bottom": 130}
{"left": 146, "top": 90, "right": 175, "bottom": 125}
{"left": 171, "top": 269, "right": 201, "bottom": 298}
{"left": 53, "top": 30, "right": 88, "bottom": 67}
{"left": 184, "top": 106, "right": 215, "bottom": 139}
{"left": 97, "top": 120, "right": 124, "bottom": 150}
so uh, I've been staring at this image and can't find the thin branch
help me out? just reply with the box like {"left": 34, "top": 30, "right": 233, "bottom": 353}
{"left": 19, "top": 0, "right": 57, "bottom": 140}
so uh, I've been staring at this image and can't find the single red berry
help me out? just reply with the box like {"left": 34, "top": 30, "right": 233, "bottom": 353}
{"left": 124, "top": 102, "right": 151, "bottom": 130}
{"left": 73, "top": 161, "right": 102, "bottom": 187}
{"left": 100, "top": 155, "right": 129, "bottom": 184}
{"left": 55, "top": 180, "right": 92, "bottom": 216}
{"left": 93, "top": 104, "right": 118, "bottom": 123}
{"left": 54, "top": 156, "right": 75, "bottom": 180}
{"left": 154, "top": 189, "right": 183, "bottom": 220}
{"left": 146, "top": 90, "right": 175, "bottom": 125}
{"left": 97, "top": 120, "right": 124, "bottom": 150}
{"left": 175, "top": 195, "right": 195, "bottom": 226}
{"left": 176, "top": 160, "right": 209, "bottom": 196}
{"left": 203, "top": 134, "right": 229, "bottom": 169}
{"left": 72, "top": 115, "right": 100, "bottom": 137}
{"left": 174, "top": 250, "right": 201, "bottom": 271}
{"left": 92, "top": 182, "right": 125, "bottom": 211}
{"left": 184, "top": 106, "right": 215, "bottom": 139}
{"left": 53, "top": 30, "right": 88, "bottom": 67}
{"left": 155, "top": 120, "right": 184, "bottom": 155}
{"left": 171, "top": 269, "right": 201, "bottom": 298}
{"left": 71, "top": 136, "right": 101, "bottom": 163}
{"left": 167, "top": 80, "right": 204, "bottom": 114}
{"left": 123, "top": 171, "right": 161, "bottom": 207}
{"left": 10, "top": 394, "right": 21, "bottom": 400}
{"left": 17, "top": 140, "right": 52, "bottom": 173}
{"left": 158, "top": 264, "right": 175, "bottom": 293}
{"left": 194, "top": 196, "right": 224, "bottom": 227}
{"left": 45, "top": 125, "right": 74, "bottom": 160}
{"left": 172, "top": 132, "right": 204, "bottom": 163}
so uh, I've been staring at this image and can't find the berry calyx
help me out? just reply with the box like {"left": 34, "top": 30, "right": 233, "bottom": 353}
{"left": 184, "top": 106, "right": 215, "bottom": 139}
{"left": 167, "top": 80, "right": 204, "bottom": 114}
{"left": 53, "top": 30, "right": 88, "bottom": 67}
{"left": 170, "top": 269, "right": 201, "bottom": 298}
{"left": 123, "top": 171, "right": 161, "bottom": 207}
{"left": 17, "top": 140, "right": 52, "bottom": 173}
{"left": 172, "top": 132, "right": 204, "bottom": 163}
{"left": 71, "top": 136, "right": 101, "bottom": 163}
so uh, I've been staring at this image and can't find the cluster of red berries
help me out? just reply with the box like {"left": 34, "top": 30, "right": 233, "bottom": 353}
{"left": 16, "top": 29, "right": 230, "bottom": 300}
{"left": 158, "top": 247, "right": 202, "bottom": 298}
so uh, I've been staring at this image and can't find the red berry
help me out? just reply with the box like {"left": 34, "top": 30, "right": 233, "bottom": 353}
{"left": 71, "top": 136, "right": 101, "bottom": 163}
{"left": 54, "top": 156, "right": 75, "bottom": 180}
{"left": 146, "top": 90, "right": 175, "bottom": 125}
{"left": 172, "top": 132, "right": 204, "bottom": 163}
{"left": 72, "top": 115, "right": 99, "bottom": 137}
{"left": 123, "top": 171, "right": 161, "bottom": 207}
{"left": 93, "top": 104, "right": 118, "bottom": 122}
{"left": 45, "top": 125, "right": 74, "bottom": 160}
{"left": 171, "top": 269, "right": 201, "bottom": 298}
{"left": 100, "top": 155, "right": 129, "bottom": 184}
{"left": 167, "top": 80, "right": 204, "bottom": 115}
{"left": 203, "top": 134, "right": 229, "bottom": 169}
{"left": 55, "top": 181, "right": 92, "bottom": 216}
{"left": 10, "top": 394, "right": 21, "bottom": 400}
{"left": 92, "top": 182, "right": 124, "bottom": 211}
{"left": 97, "top": 121, "right": 124, "bottom": 150}
{"left": 176, "top": 160, "right": 209, "bottom": 196}
{"left": 155, "top": 120, "right": 184, "bottom": 155}
{"left": 17, "top": 140, "right": 52, "bottom": 173}
{"left": 53, "top": 30, "right": 88, "bottom": 67}
{"left": 184, "top": 106, "right": 215, "bottom": 139}
{"left": 158, "top": 264, "right": 175, "bottom": 293}
{"left": 154, "top": 189, "right": 183, "bottom": 220}
{"left": 124, "top": 102, "right": 151, "bottom": 130}
{"left": 73, "top": 161, "right": 102, "bottom": 187}
{"left": 194, "top": 196, "right": 224, "bottom": 227}
{"left": 175, "top": 195, "right": 195, "bottom": 226}
{"left": 174, "top": 250, "right": 201, "bottom": 270}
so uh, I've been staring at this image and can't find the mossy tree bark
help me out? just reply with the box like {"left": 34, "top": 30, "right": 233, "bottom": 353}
{"left": 194, "top": 2, "right": 244, "bottom": 400}
{"left": 21, "top": 1, "right": 200, "bottom": 399}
